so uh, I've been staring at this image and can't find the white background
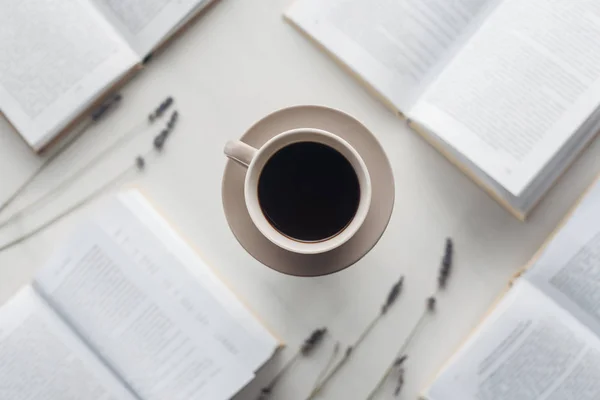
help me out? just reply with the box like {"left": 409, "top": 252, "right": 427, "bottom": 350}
{"left": 1, "top": 1, "right": 600, "bottom": 399}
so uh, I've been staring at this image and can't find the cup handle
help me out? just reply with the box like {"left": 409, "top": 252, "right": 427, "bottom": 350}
{"left": 224, "top": 140, "right": 258, "bottom": 168}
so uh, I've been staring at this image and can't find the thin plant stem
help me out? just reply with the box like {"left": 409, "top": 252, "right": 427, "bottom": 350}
{"left": 365, "top": 296, "right": 437, "bottom": 400}
{"left": 306, "top": 276, "right": 404, "bottom": 399}
{"left": 312, "top": 342, "right": 340, "bottom": 391}
{"left": 356, "top": 313, "right": 382, "bottom": 348}
{"left": 259, "top": 328, "right": 328, "bottom": 400}
{"left": 263, "top": 352, "right": 300, "bottom": 395}
{"left": 0, "top": 93, "right": 125, "bottom": 216}
{"left": 0, "top": 151, "right": 154, "bottom": 254}
{"left": 0, "top": 121, "right": 149, "bottom": 230}
{"left": 0, "top": 120, "right": 93, "bottom": 216}
{"left": 366, "top": 240, "right": 455, "bottom": 399}
{"left": 307, "top": 314, "right": 382, "bottom": 399}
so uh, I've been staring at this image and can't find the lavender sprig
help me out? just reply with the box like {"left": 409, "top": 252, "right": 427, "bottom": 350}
{"left": 306, "top": 276, "right": 405, "bottom": 399}
{"left": 382, "top": 276, "right": 404, "bottom": 314}
{"left": 427, "top": 296, "right": 437, "bottom": 312}
{"left": 258, "top": 328, "right": 328, "bottom": 400}
{"left": 393, "top": 367, "right": 405, "bottom": 396}
{"left": 367, "top": 238, "right": 455, "bottom": 399}
{"left": 301, "top": 328, "right": 328, "bottom": 355}
{"left": 0, "top": 107, "right": 182, "bottom": 255}
{"left": 0, "top": 96, "right": 174, "bottom": 233}
{"left": 366, "top": 298, "right": 434, "bottom": 399}
{"left": 438, "top": 238, "right": 454, "bottom": 289}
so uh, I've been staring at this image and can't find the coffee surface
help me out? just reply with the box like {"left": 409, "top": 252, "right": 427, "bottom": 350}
{"left": 258, "top": 142, "right": 360, "bottom": 242}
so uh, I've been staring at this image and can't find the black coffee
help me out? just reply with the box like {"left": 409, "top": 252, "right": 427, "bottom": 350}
{"left": 258, "top": 141, "right": 360, "bottom": 242}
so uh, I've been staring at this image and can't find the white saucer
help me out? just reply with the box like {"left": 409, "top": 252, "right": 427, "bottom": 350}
{"left": 222, "top": 105, "right": 395, "bottom": 277}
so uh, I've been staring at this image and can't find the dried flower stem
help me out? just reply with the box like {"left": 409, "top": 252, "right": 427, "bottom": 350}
{"left": 367, "top": 238, "right": 455, "bottom": 399}
{"left": 0, "top": 160, "right": 142, "bottom": 254}
{"left": 0, "top": 98, "right": 174, "bottom": 231}
{"left": 258, "top": 353, "right": 300, "bottom": 400}
{"left": 365, "top": 309, "right": 431, "bottom": 400}
{"left": 0, "top": 94, "right": 123, "bottom": 217}
{"left": 0, "top": 113, "right": 180, "bottom": 255}
{"left": 259, "top": 328, "right": 328, "bottom": 400}
{"left": 306, "top": 346, "right": 350, "bottom": 399}
{"left": 307, "top": 276, "right": 405, "bottom": 399}
{"left": 312, "top": 342, "right": 340, "bottom": 391}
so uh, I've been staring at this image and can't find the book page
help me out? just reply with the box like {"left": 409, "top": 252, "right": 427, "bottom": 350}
{"left": 0, "top": 0, "right": 139, "bottom": 151}
{"left": 34, "top": 224, "right": 253, "bottom": 400}
{"left": 104, "top": 191, "right": 279, "bottom": 371}
{"left": 89, "top": 0, "right": 214, "bottom": 57}
{"left": 410, "top": 0, "right": 600, "bottom": 196}
{"left": 426, "top": 282, "right": 600, "bottom": 400}
{"left": 0, "top": 287, "right": 136, "bottom": 400}
{"left": 286, "top": 0, "right": 500, "bottom": 112}
{"left": 525, "top": 179, "right": 600, "bottom": 335}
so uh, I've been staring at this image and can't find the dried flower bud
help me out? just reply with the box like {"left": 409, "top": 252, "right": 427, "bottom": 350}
{"left": 394, "top": 367, "right": 406, "bottom": 396}
{"left": 427, "top": 296, "right": 437, "bottom": 312}
{"left": 393, "top": 355, "right": 408, "bottom": 367}
{"left": 153, "top": 121, "right": 176, "bottom": 151}
{"left": 344, "top": 346, "right": 353, "bottom": 358}
{"left": 382, "top": 276, "right": 404, "bottom": 314}
{"left": 156, "top": 96, "right": 174, "bottom": 116}
{"left": 438, "top": 238, "right": 454, "bottom": 289}
{"left": 301, "top": 328, "right": 327, "bottom": 355}
{"left": 153, "top": 134, "right": 166, "bottom": 151}
{"left": 166, "top": 111, "right": 178, "bottom": 130}
{"left": 91, "top": 93, "right": 122, "bottom": 122}
{"left": 135, "top": 156, "right": 146, "bottom": 170}
{"left": 149, "top": 96, "right": 174, "bottom": 122}
{"left": 257, "top": 387, "right": 271, "bottom": 400}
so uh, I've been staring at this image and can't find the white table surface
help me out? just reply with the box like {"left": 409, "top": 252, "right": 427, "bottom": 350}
{"left": 1, "top": 1, "right": 600, "bottom": 399}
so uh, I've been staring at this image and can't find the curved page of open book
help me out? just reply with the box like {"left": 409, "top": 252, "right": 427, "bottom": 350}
{"left": 0, "top": 0, "right": 139, "bottom": 151}
{"left": 88, "top": 0, "right": 216, "bottom": 57}
{"left": 112, "top": 189, "right": 281, "bottom": 370}
{"left": 285, "top": 0, "right": 499, "bottom": 113}
{"left": 409, "top": 109, "right": 600, "bottom": 219}
{"left": 0, "top": 287, "right": 138, "bottom": 400}
{"left": 33, "top": 190, "right": 280, "bottom": 400}
{"left": 424, "top": 177, "right": 600, "bottom": 399}
{"left": 409, "top": 0, "right": 600, "bottom": 197}
{"left": 425, "top": 281, "right": 600, "bottom": 400}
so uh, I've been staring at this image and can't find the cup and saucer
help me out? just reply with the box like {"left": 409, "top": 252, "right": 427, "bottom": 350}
{"left": 222, "top": 105, "right": 394, "bottom": 277}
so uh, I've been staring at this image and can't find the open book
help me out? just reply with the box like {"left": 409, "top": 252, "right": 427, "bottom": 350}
{"left": 0, "top": 190, "right": 279, "bottom": 400}
{"left": 285, "top": 0, "right": 600, "bottom": 219}
{"left": 0, "top": 0, "right": 215, "bottom": 152}
{"left": 423, "top": 175, "right": 600, "bottom": 399}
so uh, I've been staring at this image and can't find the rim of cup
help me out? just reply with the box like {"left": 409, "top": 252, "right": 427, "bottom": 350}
{"left": 244, "top": 128, "right": 372, "bottom": 255}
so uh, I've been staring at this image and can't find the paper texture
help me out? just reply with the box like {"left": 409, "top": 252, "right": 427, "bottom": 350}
{"left": 410, "top": 0, "right": 600, "bottom": 195}
{"left": 424, "top": 178, "right": 600, "bottom": 399}
{"left": 0, "top": 0, "right": 138, "bottom": 150}
{"left": 285, "top": 0, "right": 498, "bottom": 111}
{"left": 96, "top": 191, "right": 279, "bottom": 372}
{"left": 426, "top": 282, "right": 600, "bottom": 400}
{"left": 90, "top": 0, "right": 214, "bottom": 56}
{"left": 0, "top": 287, "right": 136, "bottom": 400}
{"left": 34, "top": 223, "right": 253, "bottom": 400}
{"left": 525, "top": 179, "right": 600, "bottom": 335}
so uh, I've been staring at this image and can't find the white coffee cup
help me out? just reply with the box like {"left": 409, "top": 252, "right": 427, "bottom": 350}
{"left": 224, "top": 128, "right": 371, "bottom": 255}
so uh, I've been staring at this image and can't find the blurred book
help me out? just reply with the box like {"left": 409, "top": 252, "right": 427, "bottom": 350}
{"left": 0, "top": 0, "right": 216, "bottom": 152}
{"left": 285, "top": 0, "right": 600, "bottom": 220}
{"left": 0, "top": 190, "right": 280, "bottom": 400}
{"left": 423, "top": 175, "right": 600, "bottom": 399}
